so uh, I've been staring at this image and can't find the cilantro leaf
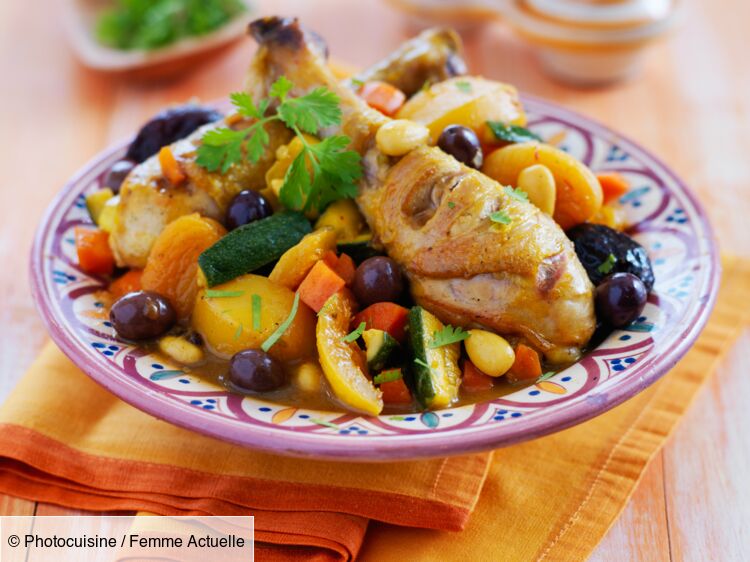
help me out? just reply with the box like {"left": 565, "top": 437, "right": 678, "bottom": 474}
{"left": 428, "top": 325, "right": 470, "bottom": 348}
{"left": 269, "top": 75, "right": 294, "bottom": 101}
{"left": 490, "top": 210, "right": 512, "bottom": 225}
{"left": 374, "top": 369, "right": 403, "bottom": 384}
{"left": 196, "top": 127, "right": 249, "bottom": 173}
{"left": 487, "top": 121, "right": 542, "bottom": 144}
{"left": 245, "top": 125, "right": 270, "bottom": 164}
{"left": 504, "top": 185, "right": 529, "bottom": 202}
{"left": 350, "top": 78, "right": 364, "bottom": 88}
{"left": 230, "top": 92, "right": 262, "bottom": 119}
{"left": 278, "top": 87, "right": 342, "bottom": 134}
{"left": 455, "top": 80, "right": 472, "bottom": 93}
{"left": 597, "top": 253, "right": 617, "bottom": 275}
{"left": 447, "top": 201, "right": 456, "bottom": 209}
{"left": 342, "top": 321, "right": 366, "bottom": 343}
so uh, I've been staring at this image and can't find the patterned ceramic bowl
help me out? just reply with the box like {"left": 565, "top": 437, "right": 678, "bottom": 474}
{"left": 30, "top": 95, "right": 719, "bottom": 461}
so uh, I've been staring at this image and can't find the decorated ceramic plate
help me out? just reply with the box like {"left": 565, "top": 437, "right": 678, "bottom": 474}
{"left": 29, "top": 94, "right": 718, "bottom": 461}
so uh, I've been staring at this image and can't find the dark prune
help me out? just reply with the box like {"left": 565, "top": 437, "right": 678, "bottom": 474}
{"left": 110, "top": 291, "right": 176, "bottom": 340}
{"left": 126, "top": 105, "right": 223, "bottom": 163}
{"left": 567, "top": 223, "right": 655, "bottom": 291}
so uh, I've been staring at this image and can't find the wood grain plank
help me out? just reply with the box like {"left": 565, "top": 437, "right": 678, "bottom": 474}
{"left": 588, "top": 453, "right": 672, "bottom": 562}
{"left": 0, "top": 494, "right": 36, "bottom": 516}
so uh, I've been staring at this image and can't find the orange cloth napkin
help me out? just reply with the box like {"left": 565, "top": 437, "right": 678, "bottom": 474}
{"left": 0, "top": 353, "right": 490, "bottom": 561}
{"left": 1, "top": 257, "right": 748, "bottom": 561}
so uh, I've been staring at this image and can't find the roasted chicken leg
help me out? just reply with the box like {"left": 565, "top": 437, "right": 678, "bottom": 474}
{"left": 246, "top": 17, "right": 596, "bottom": 359}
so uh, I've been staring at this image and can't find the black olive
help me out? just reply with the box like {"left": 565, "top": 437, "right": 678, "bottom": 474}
{"left": 227, "top": 350, "right": 286, "bottom": 392}
{"left": 567, "top": 223, "right": 655, "bottom": 291}
{"left": 103, "top": 159, "right": 136, "bottom": 194}
{"left": 126, "top": 105, "right": 223, "bottom": 163}
{"left": 595, "top": 273, "right": 648, "bottom": 328}
{"left": 437, "top": 125, "right": 483, "bottom": 169}
{"left": 225, "top": 190, "right": 273, "bottom": 230}
{"left": 353, "top": 256, "right": 404, "bottom": 306}
{"left": 110, "top": 291, "right": 176, "bottom": 341}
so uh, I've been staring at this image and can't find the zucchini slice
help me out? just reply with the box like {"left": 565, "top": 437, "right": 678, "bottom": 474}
{"left": 362, "top": 329, "right": 399, "bottom": 372}
{"left": 408, "top": 306, "right": 462, "bottom": 409}
{"left": 199, "top": 211, "right": 311, "bottom": 287}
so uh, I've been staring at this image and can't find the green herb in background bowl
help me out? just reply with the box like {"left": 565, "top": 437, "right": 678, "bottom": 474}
{"left": 96, "top": 0, "right": 248, "bottom": 51}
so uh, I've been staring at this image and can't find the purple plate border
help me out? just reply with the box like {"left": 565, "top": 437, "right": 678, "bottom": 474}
{"left": 29, "top": 94, "right": 720, "bottom": 461}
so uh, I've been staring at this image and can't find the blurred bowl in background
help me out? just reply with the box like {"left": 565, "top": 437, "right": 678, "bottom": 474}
{"left": 62, "top": 0, "right": 252, "bottom": 76}
{"left": 386, "top": 0, "right": 681, "bottom": 86}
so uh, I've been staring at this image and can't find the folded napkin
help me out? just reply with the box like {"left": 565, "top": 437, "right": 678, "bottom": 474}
{"left": 1, "top": 257, "right": 748, "bottom": 561}
{"left": 0, "top": 350, "right": 490, "bottom": 561}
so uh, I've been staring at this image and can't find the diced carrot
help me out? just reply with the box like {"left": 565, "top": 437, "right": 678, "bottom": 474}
{"left": 358, "top": 81, "right": 406, "bottom": 117}
{"left": 381, "top": 377, "right": 412, "bottom": 404}
{"left": 74, "top": 227, "right": 115, "bottom": 276}
{"left": 158, "top": 146, "right": 186, "bottom": 186}
{"left": 462, "top": 360, "right": 495, "bottom": 392}
{"left": 333, "top": 253, "right": 356, "bottom": 286}
{"left": 298, "top": 260, "right": 347, "bottom": 313}
{"left": 352, "top": 302, "right": 410, "bottom": 343}
{"left": 109, "top": 269, "right": 143, "bottom": 300}
{"left": 597, "top": 172, "right": 630, "bottom": 204}
{"left": 321, "top": 250, "right": 339, "bottom": 270}
{"left": 507, "top": 344, "right": 543, "bottom": 383}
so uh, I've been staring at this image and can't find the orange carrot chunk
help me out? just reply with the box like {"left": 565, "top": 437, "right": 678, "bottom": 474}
{"left": 381, "top": 378, "right": 412, "bottom": 404}
{"left": 597, "top": 172, "right": 630, "bottom": 204}
{"left": 298, "top": 260, "right": 347, "bottom": 313}
{"left": 333, "top": 253, "right": 356, "bottom": 286}
{"left": 462, "top": 360, "right": 495, "bottom": 392}
{"left": 352, "top": 302, "right": 410, "bottom": 343}
{"left": 74, "top": 227, "right": 115, "bottom": 276}
{"left": 321, "top": 250, "right": 339, "bottom": 270}
{"left": 109, "top": 269, "right": 143, "bottom": 300}
{"left": 158, "top": 146, "right": 186, "bottom": 186}
{"left": 507, "top": 344, "right": 543, "bottom": 383}
{"left": 358, "top": 81, "right": 406, "bottom": 117}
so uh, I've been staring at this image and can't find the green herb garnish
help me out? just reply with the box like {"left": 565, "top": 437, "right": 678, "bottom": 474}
{"left": 447, "top": 201, "right": 456, "bottom": 209}
{"left": 342, "top": 321, "right": 367, "bottom": 343}
{"left": 455, "top": 80, "right": 472, "bottom": 93}
{"left": 597, "top": 253, "right": 617, "bottom": 275}
{"left": 350, "top": 78, "right": 364, "bottom": 88}
{"left": 251, "top": 294, "right": 262, "bottom": 331}
{"left": 197, "top": 77, "right": 362, "bottom": 213}
{"left": 309, "top": 418, "right": 339, "bottom": 429}
{"left": 489, "top": 210, "right": 512, "bottom": 225}
{"left": 374, "top": 369, "right": 403, "bottom": 384}
{"left": 96, "top": 0, "right": 246, "bottom": 51}
{"left": 205, "top": 289, "right": 245, "bottom": 298}
{"left": 261, "top": 292, "right": 300, "bottom": 352}
{"left": 414, "top": 357, "right": 430, "bottom": 369}
{"left": 233, "top": 323, "right": 243, "bottom": 340}
{"left": 536, "top": 371, "right": 556, "bottom": 383}
{"left": 421, "top": 79, "right": 433, "bottom": 92}
{"left": 428, "top": 325, "right": 470, "bottom": 348}
{"left": 504, "top": 185, "right": 529, "bottom": 202}
{"left": 487, "top": 121, "right": 542, "bottom": 144}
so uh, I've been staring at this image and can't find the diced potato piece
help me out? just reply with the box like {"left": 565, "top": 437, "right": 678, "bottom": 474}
{"left": 314, "top": 199, "right": 366, "bottom": 242}
{"left": 396, "top": 76, "right": 527, "bottom": 146}
{"left": 269, "top": 227, "right": 338, "bottom": 290}
{"left": 86, "top": 188, "right": 114, "bottom": 225}
{"left": 482, "top": 142, "right": 603, "bottom": 229}
{"left": 192, "top": 274, "right": 316, "bottom": 363}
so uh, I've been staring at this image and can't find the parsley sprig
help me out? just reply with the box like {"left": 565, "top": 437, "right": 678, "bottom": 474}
{"left": 197, "top": 77, "right": 362, "bottom": 213}
{"left": 428, "top": 325, "right": 470, "bottom": 348}
{"left": 597, "top": 253, "right": 617, "bottom": 275}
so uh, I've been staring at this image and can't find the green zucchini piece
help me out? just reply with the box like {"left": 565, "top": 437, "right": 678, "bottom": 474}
{"left": 337, "top": 232, "right": 381, "bottom": 264}
{"left": 363, "top": 329, "right": 399, "bottom": 372}
{"left": 408, "top": 306, "right": 462, "bottom": 409}
{"left": 86, "top": 188, "right": 114, "bottom": 225}
{"left": 199, "top": 211, "right": 311, "bottom": 287}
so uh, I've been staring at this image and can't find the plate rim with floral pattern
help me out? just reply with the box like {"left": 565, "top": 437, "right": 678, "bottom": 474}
{"left": 29, "top": 93, "right": 720, "bottom": 461}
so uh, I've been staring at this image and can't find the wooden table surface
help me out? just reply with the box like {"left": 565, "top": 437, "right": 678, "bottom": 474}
{"left": 1, "top": 1, "right": 748, "bottom": 559}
